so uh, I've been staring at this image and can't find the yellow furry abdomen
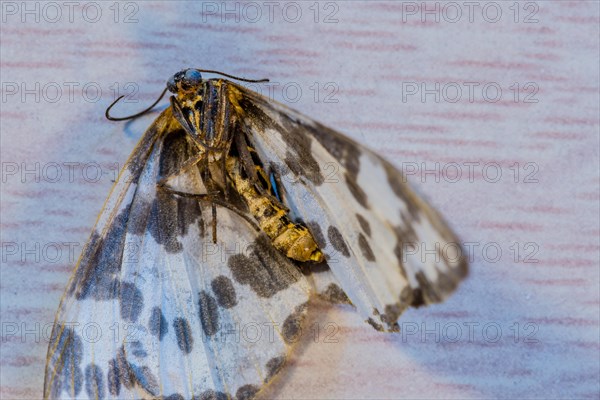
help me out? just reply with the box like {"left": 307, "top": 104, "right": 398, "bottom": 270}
{"left": 227, "top": 156, "right": 323, "bottom": 263}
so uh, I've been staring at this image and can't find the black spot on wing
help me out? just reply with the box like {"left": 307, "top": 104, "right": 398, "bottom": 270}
{"left": 115, "top": 346, "right": 135, "bottom": 389}
{"left": 126, "top": 115, "right": 165, "bottom": 177}
{"left": 366, "top": 317, "right": 384, "bottom": 332}
{"left": 306, "top": 221, "right": 326, "bottom": 249}
{"left": 236, "top": 93, "right": 324, "bottom": 185}
{"left": 321, "top": 283, "right": 352, "bottom": 305}
{"left": 414, "top": 264, "right": 467, "bottom": 305}
{"left": 70, "top": 205, "right": 132, "bottom": 300}
{"left": 147, "top": 188, "right": 204, "bottom": 254}
{"left": 173, "top": 317, "right": 194, "bottom": 354}
{"left": 358, "top": 233, "right": 376, "bottom": 262}
{"left": 129, "top": 340, "right": 148, "bottom": 358}
{"left": 129, "top": 364, "right": 159, "bottom": 395}
{"left": 165, "top": 393, "right": 185, "bottom": 400}
{"left": 118, "top": 346, "right": 135, "bottom": 388}
{"left": 393, "top": 190, "right": 469, "bottom": 300}
{"left": 228, "top": 234, "right": 301, "bottom": 298}
{"left": 379, "top": 304, "right": 402, "bottom": 332}
{"left": 148, "top": 306, "right": 168, "bottom": 340}
{"left": 107, "top": 346, "right": 138, "bottom": 395}
{"left": 84, "top": 364, "right": 105, "bottom": 400}
{"left": 107, "top": 359, "right": 121, "bottom": 396}
{"left": 282, "top": 303, "right": 308, "bottom": 344}
{"left": 62, "top": 362, "right": 83, "bottom": 397}
{"left": 411, "top": 288, "right": 425, "bottom": 307}
{"left": 198, "top": 290, "right": 220, "bottom": 336}
{"left": 304, "top": 260, "right": 330, "bottom": 275}
{"left": 126, "top": 196, "right": 154, "bottom": 238}
{"left": 211, "top": 275, "right": 238, "bottom": 309}
{"left": 307, "top": 120, "right": 362, "bottom": 180}
{"left": 345, "top": 173, "right": 369, "bottom": 208}
{"left": 327, "top": 226, "right": 350, "bottom": 258}
{"left": 46, "top": 323, "right": 83, "bottom": 398}
{"left": 393, "top": 215, "right": 419, "bottom": 278}
{"left": 394, "top": 243, "right": 409, "bottom": 281}
{"left": 158, "top": 129, "right": 198, "bottom": 178}
{"left": 265, "top": 356, "right": 286, "bottom": 382}
{"left": 235, "top": 384, "right": 260, "bottom": 400}
{"left": 383, "top": 161, "right": 421, "bottom": 222}
{"left": 356, "top": 214, "right": 371, "bottom": 237}
{"left": 119, "top": 281, "right": 143, "bottom": 323}
{"left": 284, "top": 149, "right": 323, "bottom": 185}
{"left": 369, "top": 289, "right": 413, "bottom": 332}
{"left": 147, "top": 129, "right": 204, "bottom": 253}
{"left": 193, "top": 389, "right": 229, "bottom": 400}
{"left": 415, "top": 271, "right": 442, "bottom": 304}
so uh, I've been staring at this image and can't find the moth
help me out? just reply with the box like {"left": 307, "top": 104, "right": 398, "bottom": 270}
{"left": 44, "top": 69, "right": 468, "bottom": 399}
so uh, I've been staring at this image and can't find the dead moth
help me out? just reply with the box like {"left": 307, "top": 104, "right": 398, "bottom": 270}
{"left": 44, "top": 68, "right": 468, "bottom": 399}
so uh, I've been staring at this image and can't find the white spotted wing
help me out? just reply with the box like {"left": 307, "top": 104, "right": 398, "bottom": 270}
{"left": 230, "top": 83, "right": 468, "bottom": 331}
{"left": 44, "top": 108, "right": 311, "bottom": 399}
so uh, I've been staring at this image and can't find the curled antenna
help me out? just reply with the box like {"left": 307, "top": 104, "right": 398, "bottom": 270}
{"left": 105, "top": 70, "right": 269, "bottom": 121}
{"left": 105, "top": 87, "right": 169, "bottom": 121}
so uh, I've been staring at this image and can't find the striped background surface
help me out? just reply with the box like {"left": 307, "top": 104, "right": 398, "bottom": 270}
{"left": 1, "top": 1, "right": 598, "bottom": 399}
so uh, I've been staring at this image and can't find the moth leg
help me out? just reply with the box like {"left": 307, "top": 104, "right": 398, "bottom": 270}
{"left": 234, "top": 128, "right": 260, "bottom": 183}
{"left": 211, "top": 203, "right": 217, "bottom": 243}
{"left": 171, "top": 95, "right": 222, "bottom": 152}
{"left": 202, "top": 152, "right": 220, "bottom": 243}
{"left": 159, "top": 186, "right": 261, "bottom": 233}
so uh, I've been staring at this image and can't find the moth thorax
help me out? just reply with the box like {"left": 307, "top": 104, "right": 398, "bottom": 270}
{"left": 179, "top": 94, "right": 203, "bottom": 110}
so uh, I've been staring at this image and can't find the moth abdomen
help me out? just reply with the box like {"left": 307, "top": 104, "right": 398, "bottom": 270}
{"left": 227, "top": 155, "right": 323, "bottom": 263}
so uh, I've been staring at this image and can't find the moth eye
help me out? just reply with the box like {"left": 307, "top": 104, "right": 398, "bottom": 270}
{"left": 166, "top": 76, "right": 177, "bottom": 93}
{"left": 182, "top": 69, "right": 203, "bottom": 87}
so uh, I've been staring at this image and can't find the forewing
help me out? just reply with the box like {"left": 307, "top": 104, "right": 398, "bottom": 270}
{"left": 44, "top": 108, "right": 169, "bottom": 399}
{"left": 229, "top": 82, "right": 468, "bottom": 331}
{"left": 45, "top": 108, "right": 311, "bottom": 399}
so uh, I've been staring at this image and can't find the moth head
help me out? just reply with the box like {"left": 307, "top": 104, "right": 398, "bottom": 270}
{"left": 167, "top": 69, "right": 203, "bottom": 94}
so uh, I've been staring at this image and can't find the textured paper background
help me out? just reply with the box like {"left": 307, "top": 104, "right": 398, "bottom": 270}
{"left": 1, "top": 1, "right": 599, "bottom": 399}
